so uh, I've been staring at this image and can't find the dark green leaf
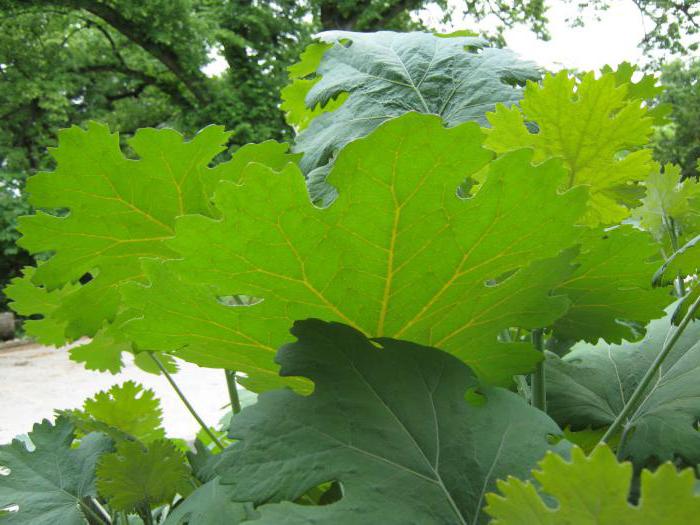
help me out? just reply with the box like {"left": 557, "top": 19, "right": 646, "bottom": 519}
{"left": 546, "top": 308, "right": 700, "bottom": 466}
{"left": 0, "top": 418, "right": 112, "bottom": 525}
{"left": 216, "top": 319, "right": 562, "bottom": 524}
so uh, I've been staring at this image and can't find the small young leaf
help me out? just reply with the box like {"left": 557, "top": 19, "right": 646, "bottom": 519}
{"left": 60, "top": 381, "right": 166, "bottom": 444}
{"left": 96, "top": 440, "right": 190, "bottom": 513}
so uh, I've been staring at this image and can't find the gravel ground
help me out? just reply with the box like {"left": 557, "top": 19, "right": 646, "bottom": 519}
{"left": 0, "top": 340, "right": 232, "bottom": 444}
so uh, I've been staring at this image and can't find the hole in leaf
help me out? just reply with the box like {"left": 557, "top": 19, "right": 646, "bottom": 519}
{"left": 524, "top": 120, "right": 540, "bottom": 134}
{"left": 484, "top": 268, "right": 519, "bottom": 287}
{"left": 294, "top": 480, "right": 344, "bottom": 506}
{"left": 79, "top": 272, "right": 93, "bottom": 285}
{"left": 500, "top": 75, "right": 527, "bottom": 88}
{"left": 464, "top": 387, "right": 486, "bottom": 406}
{"left": 546, "top": 433, "right": 563, "bottom": 445}
{"left": 217, "top": 295, "right": 263, "bottom": 307}
{"left": 456, "top": 177, "right": 479, "bottom": 199}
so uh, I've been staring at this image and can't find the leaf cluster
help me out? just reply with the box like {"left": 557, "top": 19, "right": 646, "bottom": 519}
{"left": 4, "top": 30, "right": 700, "bottom": 523}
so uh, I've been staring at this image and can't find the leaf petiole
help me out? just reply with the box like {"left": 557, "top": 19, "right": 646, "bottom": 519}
{"left": 530, "top": 329, "right": 547, "bottom": 412}
{"left": 225, "top": 370, "right": 242, "bottom": 414}
{"left": 148, "top": 353, "right": 225, "bottom": 451}
{"left": 600, "top": 293, "right": 700, "bottom": 448}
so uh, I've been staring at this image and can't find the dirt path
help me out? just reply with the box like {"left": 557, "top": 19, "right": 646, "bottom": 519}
{"left": 0, "top": 340, "right": 232, "bottom": 444}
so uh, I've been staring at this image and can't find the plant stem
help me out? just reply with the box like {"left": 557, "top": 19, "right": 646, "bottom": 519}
{"left": 225, "top": 370, "right": 242, "bottom": 414}
{"left": 79, "top": 499, "right": 110, "bottom": 525}
{"left": 664, "top": 216, "right": 686, "bottom": 299}
{"left": 530, "top": 328, "right": 546, "bottom": 412}
{"left": 148, "top": 353, "right": 224, "bottom": 451}
{"left": 601, "top": 293, "right": 700, "bottom": 445}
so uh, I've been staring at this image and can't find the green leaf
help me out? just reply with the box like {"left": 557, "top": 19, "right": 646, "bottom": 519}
{"left": 561, "top": 427, "right": 620, "bottom": 455}
{"left": 485, "top": 71, "right": 655, "bottom": 226}
{"left": 163, "top": 479, "right": 254, "bottom": 525}
{"left": 215, "top": 319, "right": 563, "bottom": 524}
{"left": 7, "top": 122, "right": 295, "bottom": 370}
{"left": 602, "top": 61, "right": 672, "bottom": 126}
{"left": 485, "top": 445, "right": 700, "bottom": 524}
{"left": 187, "top": 440, "right": 222, "bottom": 484}
{"left": 131, "top": 350, "right": 179, "bottom": 375}
{"left": 280, "top": 42, "right": 346, "bottom": 132}
{"left": 0, "top": 418, "right": 112, "bottom": 525}
{"left": 551, "top": 226, "right": 671, "bottom": 343}
{"left": 632, "top": 166, "right": 700, "bottom": 249}
{"left": 292, "top": 31, "right": 539, "bottom": 203}
{"left": 122, "top": 113, "right": 588, "bottom": 390}
{"left": 96, "top": 439, "right": 190, "bottom": 513}
{"left": 59, "top": 381, "right": 166, "bottom": 444}
{"left": 546, "top": 308, "right": 700, "bottom": 466}
{"left": 3, "top": 267, "right": 79, "bottom": 346}
{"left": 654, "top": 234, "right": 700, "bottom": 285}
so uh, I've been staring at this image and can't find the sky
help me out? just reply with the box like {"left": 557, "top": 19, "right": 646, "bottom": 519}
{"left": 417, "top": 0, "right": 648, "bottom": 71}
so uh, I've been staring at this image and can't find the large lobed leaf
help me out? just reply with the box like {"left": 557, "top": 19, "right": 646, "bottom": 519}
{"left": 7, "top": 123, "right": 295, "bottom": 371}
{"left": 0, "top": 418, "right": 112, "bottom": 525}
{"left": 121, "top": 113, "right": 588, "bottom": 391}
{"left": 546, "top": 308, "right": 700, "bottom": 467}
{"left": 215, "top": 319, "right": 563, "bottom": 524}
{"left": 485, "top": 71, "right": 655, "bottom": 226}
{"left": 485, "top": 445, "right": 700, "bottom": 524}
{"left": 291, "top": 31, "right": 540, "bottom": 204}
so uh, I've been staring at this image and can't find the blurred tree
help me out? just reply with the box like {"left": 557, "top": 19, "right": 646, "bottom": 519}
{"left": 0, "top": 171, "right": 33, "bottom": 308}
{"left": 654, "top": 59, "right": 700, "bottom": 179}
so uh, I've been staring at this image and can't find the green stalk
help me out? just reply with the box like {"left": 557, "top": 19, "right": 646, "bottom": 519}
{"left": 530, "top": 328, "right": 546, "bottom": 412}
{"left": 149, "top": 353, "right": 224, "bottom": 451}
{"left": 664, "top": 216, "right": 686, "bottom": 299}
{"left": 601, "top": 293, "right": 700, "bottom": 446}
{"left": 78, "top": 499, "right": 110, "bottom": 525}
{"left": 225, "top": 370, "right": 242, "bottom": 414}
